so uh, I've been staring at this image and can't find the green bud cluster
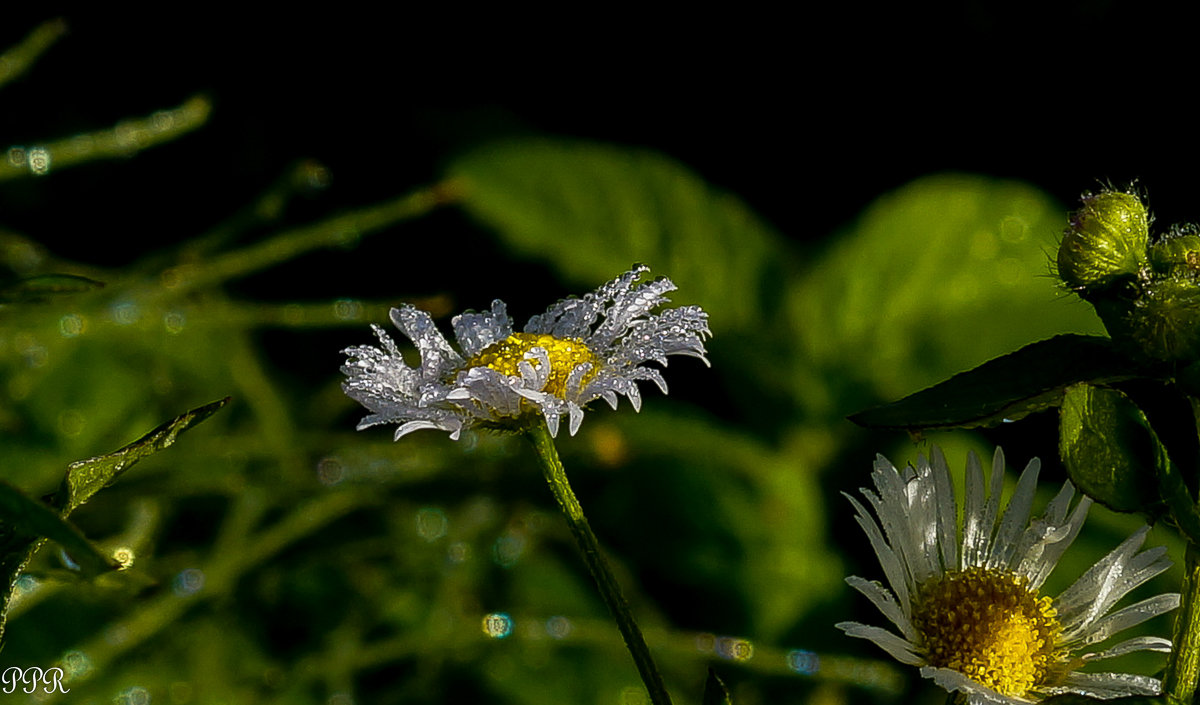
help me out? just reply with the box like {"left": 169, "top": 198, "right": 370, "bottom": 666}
{"left": 1058, "top": 189, "right": 1200, "bottom": 363}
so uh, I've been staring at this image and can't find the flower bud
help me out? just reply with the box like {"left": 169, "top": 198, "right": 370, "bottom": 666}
{"left": 1149, "top": 231, "right": 1200, "bottom": 277}
{"left": 1056, "top": 191, "right": 1149, "bottom": 294}
{"left": 1094, "top": 274, "right": 1200, "bottom": 362}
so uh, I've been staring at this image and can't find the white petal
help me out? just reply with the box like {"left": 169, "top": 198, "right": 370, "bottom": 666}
{"left": 988, "top": 457, "right": 1040, "bottom": 572}
{"left": 929, "top": 447, "right": 958, "bottom": 573}
{"left": 1054, "top": 671, "right": 1162, "bottom": 698}
{"left": 845, "top": 576, "right": 914, "bottom": 640}
{"left": 835, "top": 622, "right": 923, "bottom": 666}
{"left": 919, "top": 667, "right": 1023, "bottom": 704}
{"left": 567, "top": 403, "right": 584, "bottom": 436}
{"left": 961, "top": 450, "right": 987, "bottom": 569}
{"left": 843, "top": 493, "right": 912, "bottom": 617}
{"left": 1080, "top": 635, "right": 1173, "bottom": 662}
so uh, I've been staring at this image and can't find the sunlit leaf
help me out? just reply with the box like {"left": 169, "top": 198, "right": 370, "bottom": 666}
{"left": 448, "top": 138, "right": 790, "bottom": 331}
{"left": 1059, "top": 383, "right": 1164, "bottom": 514}
{"left": 789, "top": 174, "right": 1107, "bottom": 419}
{"left": 850, "top": 335, "right": 1139, "bottom": 431}
{"left": 50, "top": 397, "right": 231, "bottom": 514}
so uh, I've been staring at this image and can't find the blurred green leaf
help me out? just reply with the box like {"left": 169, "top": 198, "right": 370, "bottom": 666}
{"left": 1059, "top": 383, "right": 1164, "bottom": 514}
{"left": 50, "top": 396, "right": 231, "bottom": 514}
{"left": 702, "top": 667, "right": 733, "bottom": 705}
{"left": 789, "top": 174, "right": 1108, "bottom": 419}
{"left": 448, "top": 138, "right": 790, "bottom": 331}
{"left": 850, "top": 334, "right": 1139, "bottom": 431}
{"left": 0, "top": 273, "right": 104, "bottom": 302}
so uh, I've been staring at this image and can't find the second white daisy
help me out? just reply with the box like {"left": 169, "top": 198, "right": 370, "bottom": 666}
{"left": 838, "top": 446, "right": 1179, "bottom": 703}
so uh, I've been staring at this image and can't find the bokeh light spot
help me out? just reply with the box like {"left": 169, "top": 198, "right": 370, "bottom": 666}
{"left": 172, "top": 568, "right": 205, "bottom": 597}
{"left": 482, "top": 612, "right": 513, "bottom": 639}
{"left": 415, "top": 507, "right": 448, "bottom": 541}
{"left": 59, "top": 313, "right": 85, "bottom": 337}
{"left": 787, "top": 649, "right": 820, "bottom": 675}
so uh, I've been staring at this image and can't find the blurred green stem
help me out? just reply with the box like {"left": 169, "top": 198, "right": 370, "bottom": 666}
{"left": 1166, "top": 543, "right": 1200, "bottom": 705}
{"left": 526, "top": 419, "right": 673, "bottom": 705}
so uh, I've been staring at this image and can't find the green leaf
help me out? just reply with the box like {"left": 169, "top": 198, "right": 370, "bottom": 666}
{"left": 448, "top": 138, "right": 789, "bottom": 331}
{"left": 0, "top": 480, "right": 114, "bottom": 577}
{"left": 1058, "top": 383, "right": 1164, "bottom": 514}
{"left": 0, "top": 397, "right": 230, "bottom": 647}
{"left": 789, "top": 174, "right": 1108, "bottom": 420}
{"left": 702, "top": 668, "right": 733, "bottom": 705}
{"left": 850, "top": 335, "right": 1139, "bottom": 431}
{"left": 50, "top": 396, "right": 231, "bottom": 514}
{"left": 0, "top": 273, "right": 104, "bottom": 302}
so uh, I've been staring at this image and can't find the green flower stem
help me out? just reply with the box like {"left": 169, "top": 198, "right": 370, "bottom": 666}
{"left": 526, "top": 420, "right": 674, "bottom": 705}
{"left": 1166, "top": 543, "right": 1200, "bottom": 705}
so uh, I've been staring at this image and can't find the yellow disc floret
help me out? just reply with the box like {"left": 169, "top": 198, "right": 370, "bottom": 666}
{"left": 467, "top": 333, "right": 599, "bottom": 399}
{"left": 913, "top": 567, "right": 1062, "bottom": 698}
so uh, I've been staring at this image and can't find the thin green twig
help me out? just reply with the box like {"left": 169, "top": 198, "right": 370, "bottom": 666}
{"left": 525, "top": 419, "right": 673, "bottom": 705}
{"left": 0, "top": 18, "right": 67, "bottom": 91}
{"left": 152, "top": 179, "right": 463, "bottom": 296}
{"left": 0, "top": 95, "right": 212, "bottom": 181}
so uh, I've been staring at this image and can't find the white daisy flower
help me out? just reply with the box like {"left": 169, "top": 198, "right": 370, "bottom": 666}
{"left": 838, "top": 446, "right": 1179, "bottom": 703}
{"left": 341, "top": 264, "right": 711, "bottom": 440}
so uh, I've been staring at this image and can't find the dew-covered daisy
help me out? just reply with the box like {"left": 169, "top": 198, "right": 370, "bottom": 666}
{"left": 341, "top": 264, "right": 711, "bottom": 440}
{"left": 838, "top": 446, "right": 1179, "bottom": 703}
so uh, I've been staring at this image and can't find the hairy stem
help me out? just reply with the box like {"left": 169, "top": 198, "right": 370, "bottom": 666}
{"left": 1166, "top": 543, "right": 1200, "bottom": 705}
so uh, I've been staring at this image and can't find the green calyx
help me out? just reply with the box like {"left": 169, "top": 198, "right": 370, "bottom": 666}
{"left": 1056, "top": 190, "right": 1149, "bottom": 293}
{"left": 1059, "top": 189, "right": 1200, "bottom": 364}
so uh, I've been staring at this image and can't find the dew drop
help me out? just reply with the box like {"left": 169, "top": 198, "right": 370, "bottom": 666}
{"left": 416, "top": 507, "right": 448, "bottom": 541}
{"left": 447, "top": 542, "right": 471, "bottom": 564}
{"left": 112, "top": 300, "right": 141, "bottom": 326}
{"left": 59, "top": 313, "right": 85, "bottom": 337}
{"left": 163, "top": 311, "right": 187, "bottom": 334}
{"left": 172, "top": 568, "right": 205, "bottom": 597}
{"left": 786, "top": 649, "right": 820, "bottom": 675}
{"left": 60, "top": 649, "right": 92, "bottom": 678}
{"left": 27, "top": 146, "right": 50, "bottom": 175}
{"left": 716, "top": 636, "right": 754, "bottom": 661}
{"left": 116, "top": 685, "right": 151, "bottom": 705}
{"left": 545, "top": 616, "right": 572, "bottom": 639}
{"left": 492, "top": 532, "right": 526, "bottom": 568}
{"left": 481, "top": 612, "right": 513, "bottom": 638}
{"left": 316, "top": 456, "right": 345, "bottom": 486}
{"left": 112, "top": 546, "right": 136, "bottom": 569}
{"left": 333, "top": 299, "right": 363, "bottom": 321}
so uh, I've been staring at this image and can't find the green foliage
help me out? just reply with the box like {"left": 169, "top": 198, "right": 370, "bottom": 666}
{"left": 6, "top": 21, "right": 1182, "bottom": 704}
{"left": 1058, "top": 384, "right": 1164, "bottom": 514}
{"left": 850, "top": 334, "right": 1141, "bottom": 431}
{"left": 449, "top": 138, "right": 789, "bottom": 331}
{"left": 0, "top": 400, "right": 226, "bottom": 646}
{"left": 49, "top": 397, "right": 229, "bottom": 515}
{"left": 702, "top": 668, "right": 733, "bottom": 705}
{"left": 790, "top": 174, "right": 1106, "bottom": 419}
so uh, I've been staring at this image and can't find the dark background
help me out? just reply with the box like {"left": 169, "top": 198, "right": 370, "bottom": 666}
{"left": 3, "top": 4, "right": 1198, "bottom": 272}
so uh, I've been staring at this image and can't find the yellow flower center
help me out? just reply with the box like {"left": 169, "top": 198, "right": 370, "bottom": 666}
{"left": 467, "top": 333, "right": 599, "bottom": 398}
{"left": 913, "top": 567, "right": 1062, "bottom": 698}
